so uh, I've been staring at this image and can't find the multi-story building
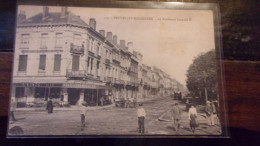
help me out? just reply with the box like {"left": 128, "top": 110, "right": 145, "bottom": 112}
{"left": 12, "top": 6, "right": 181, "bottom": 107}
{"left": 12, "top": 7, "right": 139, "bottom": 106}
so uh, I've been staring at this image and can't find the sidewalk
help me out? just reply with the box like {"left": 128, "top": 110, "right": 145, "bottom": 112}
{"left": 15, "top": 96, "right": 169, "bottom": 112}
{"left": 15, "top": 104, "right": 115, "bottom": 112}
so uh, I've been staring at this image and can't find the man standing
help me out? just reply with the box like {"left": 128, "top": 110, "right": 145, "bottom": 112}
{"left": 188, "top": 104, "right": 198, "bottom": 133}
{"left": 137, "top": 103, "right": 146, "bottom": 134}
{"left": 80, "top": 101, "right": 88, "bottom": 131}
{"left": 205, "top": 101, "right": 214, "bottom": 125}
{"left": 46, "top": 98, "right": 53, "bottom": 114}
{"left": 10, "top": 98, "right": 17, "bottom": 121}
{"left": 171, "top": 103, "right": 181, "bottom": 132}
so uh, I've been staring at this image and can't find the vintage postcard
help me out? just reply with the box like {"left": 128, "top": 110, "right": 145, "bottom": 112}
{"left": 8, "top": 2, "right": 228, "bottom": 137}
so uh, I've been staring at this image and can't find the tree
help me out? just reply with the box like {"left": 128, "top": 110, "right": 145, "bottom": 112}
{"left": 186, "top": 50, "right": 217, "bottom": 103}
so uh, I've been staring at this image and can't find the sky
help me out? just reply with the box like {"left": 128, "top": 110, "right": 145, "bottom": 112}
{"left": 18, "top": 5, "right": 215, "bottom": 86}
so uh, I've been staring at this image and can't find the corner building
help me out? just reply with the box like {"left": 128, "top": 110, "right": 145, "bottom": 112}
{"left": 12, "top": 7, "right": 135, "bottom": 106}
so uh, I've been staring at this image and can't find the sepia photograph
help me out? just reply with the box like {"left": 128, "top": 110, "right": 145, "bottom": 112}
{"left": 8, "top": 3, "right": 226, "bottom": 137}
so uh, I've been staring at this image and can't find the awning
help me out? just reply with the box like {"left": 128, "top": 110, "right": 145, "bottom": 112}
{"left": 12, "top": 78, "right": 113, "bottom": 90}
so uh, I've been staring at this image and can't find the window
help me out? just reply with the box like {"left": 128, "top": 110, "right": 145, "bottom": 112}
{"left": 97, "top": 44, "right": 100, "bottom": 55}
{"left": 87, "top": 57, "right": 91, "bottom": 74}
{"left": 39, "top": 55, "right": 46, "bottom": 71}
{"left": 55, "top": 33, "right": 63, "bottom": 47}
{"left": 97, "top": 61, "right": 100, "bottom": 76}
{"left": 54, "top": 54, "right": 61, "bottom": 71}
{"left": 73, "top": 34, "right": 81, "bottom": 46}
{"left": 72, "top": 55, "right": 80, "bottom": 71}
{"left": 41, "top": 33, "right": 48, "bottom": 48}
{"left": 21, "top": 34, "right": 29, "bottom": 47}
{"left": 18, "top": 55, "right": 28, "bottom": 71}
{"left": 91, "top": 58, "right": 93, "bottom": 74}
{"left": 15, "top": 87, "right": 25, "bottom": 98}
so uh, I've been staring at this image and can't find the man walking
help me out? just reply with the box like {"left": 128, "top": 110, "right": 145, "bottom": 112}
{"left": 171, "top": 103, "right": 181, "bottom": 132}
{"left": 137, "top": 103, "right": 146, "bottom": 134}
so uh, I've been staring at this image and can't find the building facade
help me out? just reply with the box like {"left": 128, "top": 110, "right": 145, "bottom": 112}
{"left": 12, "top": 7, "right": 181, "bottom": 107}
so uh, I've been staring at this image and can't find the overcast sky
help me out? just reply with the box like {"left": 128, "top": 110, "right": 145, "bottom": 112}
{"left": 18, "top": 5, "right": 215, "bottom": 86}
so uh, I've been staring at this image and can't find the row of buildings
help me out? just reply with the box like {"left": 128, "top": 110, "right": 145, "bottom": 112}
{"left": 12, "top": 7, "right": 181, "bottom": 107}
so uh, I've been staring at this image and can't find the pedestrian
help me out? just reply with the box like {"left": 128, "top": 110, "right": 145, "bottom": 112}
{"left": 100, "top": 96, "right": 104, "bottom": 106}
{"left": 10, "top": 98, "right": 17, "bottom": 121}
{"left": 46, "top": 98, "right": 53, "bottom": 114}
{"left": 137, "top": 103, "right": 146, "bottom": 134}
{"left": 186, "top": 99, "right": 190, "bottom": 111}
{"left": 205, "top": 101, "right": 214, "bottom": 125}
{"left": 80, "top": 101, "right": 87, "bottom": 131}
{"left": 188, "top": 104, "right": 198, "bottom": 133}
{"left": 171, "top": 103, "right": 181, "bottom": 132}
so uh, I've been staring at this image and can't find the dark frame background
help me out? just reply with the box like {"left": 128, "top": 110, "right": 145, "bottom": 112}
{"left": 1, "top": 0, "right": 260, "bottom": 145}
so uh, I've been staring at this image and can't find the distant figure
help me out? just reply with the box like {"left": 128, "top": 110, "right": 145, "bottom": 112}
{"left": 10, "top": 98, "right": 17, "bottom": 121}
{"left": 137, "top": 103, "right": 146, "bottom": 134}
{"left": 100, "top": 96, "right": 104, "bottom": 106}
{"left": 46, "top": 98, "right": 53, "bottom": 114}
{"left": 186, "top": 99, "right": 190, "bottom": 111}
{"left": 171, "top": 103, "right": 182, "bottom": 132}
{"left": 205, "top": 101, "right": 214, "bottom": 126}
{"left": 188, "top": 104, "right": 198, "bottom": 133}
{"left": 80, "top": 102, "right": 88, "bottom": 131}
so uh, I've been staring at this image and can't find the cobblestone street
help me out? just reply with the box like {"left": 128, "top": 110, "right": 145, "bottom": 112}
{"left": 8, "top": 96, "right": 221, "bottom": 136}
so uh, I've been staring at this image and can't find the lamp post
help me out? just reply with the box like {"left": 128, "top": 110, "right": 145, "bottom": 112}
{"left": 203, "top": 71, "right": 208, "bottom": 103}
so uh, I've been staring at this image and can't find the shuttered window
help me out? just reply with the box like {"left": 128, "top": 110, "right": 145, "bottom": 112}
{"left": 54, "top": 54, "right": 61, "bottom": 71}
{"left": 39, "top": 55, "right": 46, "bottom": 71}
{"left": 18, "top": 55, "right": 28, "bottom": 71}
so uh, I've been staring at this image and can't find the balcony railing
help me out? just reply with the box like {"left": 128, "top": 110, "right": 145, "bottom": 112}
{"left": 66, "top": 69, "right": 87, "bottom": 78}
{"left": 114, "top": 79, "right": 125, "bottom": 84}
{"left": 112, "top": 59, "right": 120, "bottom": 65}
{"left": 107, "top": 77, "right": 113, "bottom": 82}
{"left": 105, "top": 59, "right": 110, "bottom": 64}
{"left": 70, "top": 43, "right": 84, "bottom": 55}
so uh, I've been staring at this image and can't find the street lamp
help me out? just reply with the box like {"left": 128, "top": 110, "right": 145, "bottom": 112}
{"left": 203, "top": 71, "right": 208, "bottom": 103}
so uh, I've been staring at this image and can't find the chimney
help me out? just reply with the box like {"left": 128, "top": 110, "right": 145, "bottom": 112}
{"left": 18, "top": 10, "right": 26, "bottom": 23}
{"left": 127, "top": 42, "right": 133, "bottom": 50}
{"left": 61, "top": 7, "right": 68, "bottom": 17}
{"left": 42, "top": 6, "right": 49, "bottom": 18}
{"left": 89, "top": 18, "right": 96, "bottom": 30}
{"left": 99, "top": 30, "right": 105, "bottom": 37}
{"left": 106, "top": 32, "right": 112, "bottom": 42}
{"left": 113, "top": 35, "right": 117, "bottom": 45}
{"left": 120, "top": 40, "right": 126, "bottom": 49}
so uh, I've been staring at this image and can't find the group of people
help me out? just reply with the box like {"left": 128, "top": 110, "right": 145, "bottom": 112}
{"left": 77, "top": 100, "right": 218, "bottom": 134}
{"left": 171, "top": 103, "right": 198, "bottom": 133}
{"left": 9, "top": 96, "right": 218, "bottom": 134}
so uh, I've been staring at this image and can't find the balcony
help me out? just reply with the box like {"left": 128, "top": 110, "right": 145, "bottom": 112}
{"left": 66, "top": 69, "right": 87, "bottom": 78}
{"left": 70, "top": 43, "right": 84, "bottom": 55}
{"left": 112, "top": 59, "right": 120, "bottom": 65}
{"left": 105, "top": 59, "right": 110, "bottom": 64}
{"left": 107, "top": 77, "right": 113, "bottom": 83}
{"left": 88, "top": 51, "right": 95, "bottom": 57}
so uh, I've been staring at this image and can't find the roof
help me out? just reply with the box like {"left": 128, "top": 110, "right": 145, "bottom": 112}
{"left": 18, "top": 12, "right": 88, "bottom": 27}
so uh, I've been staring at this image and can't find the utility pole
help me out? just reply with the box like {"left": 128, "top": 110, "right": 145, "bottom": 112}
{"left": 203, "top": 71, "right": 208, "bottom": 103}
